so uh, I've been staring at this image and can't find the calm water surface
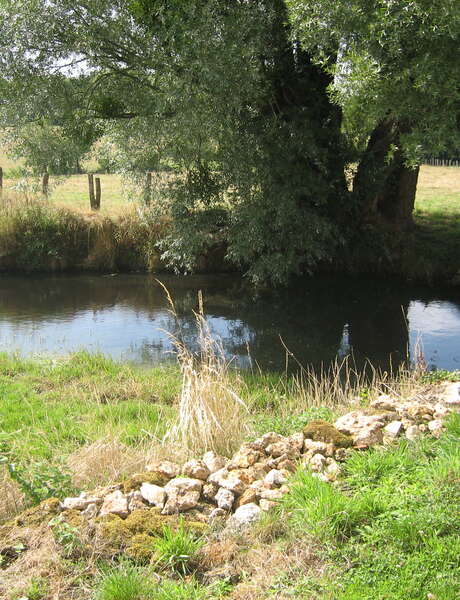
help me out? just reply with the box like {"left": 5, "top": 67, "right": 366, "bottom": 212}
{"left": 0, "top": 274, "right": 459, "bottom": 372}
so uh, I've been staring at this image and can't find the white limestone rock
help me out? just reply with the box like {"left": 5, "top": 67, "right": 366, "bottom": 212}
{"left": 202, "top": 451, "right": 227, "bottom": 474}
{"left": 208, "top": 468, "right": 246, "bottom": 495}
{"left": 99, "top": 490, "right": 129, "bottom": 518}
{"left": 215, "top": 488, "right": 235, "bottom": 511}
{"left": 140, "top": 483, "right": 166, "bottom": 508}
{"left": 182, "top": 459, "right": 210, "bottom": 481}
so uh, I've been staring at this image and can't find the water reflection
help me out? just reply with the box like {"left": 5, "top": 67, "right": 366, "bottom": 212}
{"left": 0, "top": 274, "right": 459, "bottom": 371}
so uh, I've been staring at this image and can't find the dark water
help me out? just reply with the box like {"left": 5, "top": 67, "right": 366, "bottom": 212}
{"left": 0, "top": 274, "right": 459, "bottom": 372}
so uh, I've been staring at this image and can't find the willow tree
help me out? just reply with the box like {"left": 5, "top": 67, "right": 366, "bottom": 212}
{"left": 287, "top": 0, "right": 460, "bottom": 230}
{"left": 0, "top": 0, "right": 349, "bottom": 283}
{"left": 3, "top": 1, "right": 458, "bottom": 283}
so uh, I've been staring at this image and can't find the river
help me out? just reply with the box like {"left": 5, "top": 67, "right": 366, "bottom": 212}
{"left": 0, "top": 274, "right": 459, "bottom": 372}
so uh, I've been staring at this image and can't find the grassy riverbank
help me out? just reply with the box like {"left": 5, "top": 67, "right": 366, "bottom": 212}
{"left": 1, "top": 162, "right": 460, "bottom": 282}
{"left": 0, "top": 352, "right": 459, "bottom": 599}
{"left": 0, "top": 352, "right": 347, "bottom": 522}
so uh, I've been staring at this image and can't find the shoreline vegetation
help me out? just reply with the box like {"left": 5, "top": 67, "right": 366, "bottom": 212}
{"left": 0, "top": 350, "right": 459, "bottom": 599}
{"left": 0, "top": 163, "right": 460, "bottom": 285}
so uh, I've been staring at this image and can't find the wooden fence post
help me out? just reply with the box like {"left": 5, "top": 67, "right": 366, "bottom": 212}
{"left": 42, "top": 172, "right": 49, "bottom": 197}
{"left": 144, "top": 171, "right": 152, "bottom": 206}
{"left": 88, "top": 174, "right": 96, "bottom": 209}
{"left": 95, "top": 177, "right": 101, "bottom": 210}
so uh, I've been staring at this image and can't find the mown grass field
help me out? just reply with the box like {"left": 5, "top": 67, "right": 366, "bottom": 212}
{"left": 1, "top": 143, "right": 460, "bottom": 221}
{"left": 415, "top": 166, "right": 460, "bottom": 235}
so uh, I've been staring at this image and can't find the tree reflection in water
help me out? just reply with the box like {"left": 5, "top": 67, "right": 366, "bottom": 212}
{"left": 0, "top": 274, "right": 459, "bottom": 371}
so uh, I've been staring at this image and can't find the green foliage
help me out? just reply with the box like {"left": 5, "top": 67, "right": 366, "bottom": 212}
{"left": 286, "top": 0, "right": 460, "bottom": 160}
{"left": 95, "top": 563, "right": 153, "bottom": 600}
{"left": 282, "top": 414, "right": 460, "bottom": 599}
{"left": 0, "top": 0, "right": 348, "bottom": 284}
{"left": 1, "top": 120, "right": 98, "bottom": 176}
{"left": 420, "top": 369, "right": 460, "bottom": 384}
{"left": 152, "top": 520, "right": 204, "bottom": 575}
{"left": 0, "top": 454, "right": 75, "bottom": 505}
{"left": 49, "top": 514, "right": 83, "bottom": 558}
{"left": 16, "top": 577, "right": 49, "bottom": 600}
{"left": 0, "top": 202, "right": 88, "bottom": 271}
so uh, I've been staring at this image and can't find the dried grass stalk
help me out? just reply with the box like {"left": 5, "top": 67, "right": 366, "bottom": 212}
{"left": 160, "top": 284, "right": 250, "bottom": 457}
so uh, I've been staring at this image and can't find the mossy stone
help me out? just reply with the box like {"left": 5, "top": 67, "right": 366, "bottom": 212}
{"left": 12, "top": 497, "right": 61, "bottom": 527}
{"left": 121, "top": 471, "right": 168, "bottom": 493}
{"left": 96, "top": 508, "right": 208, "bottom": 559}
{"left": 125, "top": 533, "right": 156, "bottom": 563}
{"left": 303, "top": 420, "right": 353, "bottom": 448}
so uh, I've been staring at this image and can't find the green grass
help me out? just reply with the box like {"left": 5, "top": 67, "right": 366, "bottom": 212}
{"left": 278, "top": 414, "right": 460, "bottom": 600}
{"left": 152, "top": 520, "right": 204, "bottom": 574}
{"left": 0, "top": 351, "right": 350, "bottom": 520}
{"left": 0, "top": 352, "right": 180, "bottom": 505}
{"left": 0, "top": 351, "right": 180, "bottom": 457}
{"left": 95, "top": 563, "right": 153, "bottom": 600}
{"left": 408, "top": 165, "right": 460, "bottom": 282}
{"left": 1, "top": 349, "right": 459, "bottom": 599}
{"left": 94, "top": 563, "right": 207, "bottom": 600}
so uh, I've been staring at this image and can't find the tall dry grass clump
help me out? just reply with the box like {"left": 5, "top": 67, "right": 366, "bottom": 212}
{"left": 162, "top": 285, "right": 250, "bottom": 458}
{"left": 281, "top": 354, "right": 421, "bottom": 420}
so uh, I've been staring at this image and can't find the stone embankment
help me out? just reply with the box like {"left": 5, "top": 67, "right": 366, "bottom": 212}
{"left": 60, "top": 381, "right": 460, "bottom": 530}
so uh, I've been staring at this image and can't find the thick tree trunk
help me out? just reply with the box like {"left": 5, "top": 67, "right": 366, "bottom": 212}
{"left": 353, "top": 119, "right": 419, "bottom": 230}
{"left": 265, "top": 2, "right": 348, "bottom": 204}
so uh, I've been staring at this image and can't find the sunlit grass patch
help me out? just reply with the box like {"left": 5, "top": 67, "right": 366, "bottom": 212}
{"left": 278, "top": 413, "right": 460, "bottom": 600}
{"left": 152, "top": 520, "right": 204, "bottom": 574}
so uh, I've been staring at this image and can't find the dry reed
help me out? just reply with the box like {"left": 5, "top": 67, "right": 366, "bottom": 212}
{"left": 160, "top": 284, "right": 250, "bottom": 457}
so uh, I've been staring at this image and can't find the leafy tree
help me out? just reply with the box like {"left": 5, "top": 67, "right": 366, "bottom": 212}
{"left": 0, "top": 0, "right": 348, "bottom": 283}
{"left": 2, "top": 1, "right": 459, "bottom": 282}
{"left": 286, "top": 0, "right": 460, "bottom": 229}
{"left": 1, "top": 120, "right": 99, "bottom": 175}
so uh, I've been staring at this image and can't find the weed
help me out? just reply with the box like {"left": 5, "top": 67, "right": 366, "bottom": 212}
{"left": 49, "top": 514, "right": 83, "bottom": 558}
{"left": 152, "top": 520, "right": 204, "bottom": 575}
{"left": 420, "top": 369, "right": 460, "bottom": 383}
{"left": 95, "top": 563, "right": 154, "bottom": 600}
{"left": 162, "top": 287, "right": 250, "bottom": 457}
{"left": 0, "top": 455, "right": 75, "bottom": 505}
{"left": 206, "top": 578, "right": 235, "bottom": 598}
{"left": 15, "top": 577, "right": 49, "bottom": 600}
{"left": 154, "top": 580, "right": 206, "bottom": 600}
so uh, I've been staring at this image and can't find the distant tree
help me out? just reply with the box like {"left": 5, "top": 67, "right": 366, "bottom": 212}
{"left": 1, "top": 120, "right": 99, "bottom": 175}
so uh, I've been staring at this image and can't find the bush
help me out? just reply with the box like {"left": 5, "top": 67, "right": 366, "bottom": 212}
{"left": 0, "top": 455, "right": 76, "bottom": 505}
{"left": 0, "top": 201, "right": 87, "bottom": 271}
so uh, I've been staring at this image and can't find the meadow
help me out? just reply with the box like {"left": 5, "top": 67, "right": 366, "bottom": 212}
{"left": 1, "top": 148, "right": 460, "bottom": 222}
{"left": 0, "top": 348, "right": 459, "bottom": 600}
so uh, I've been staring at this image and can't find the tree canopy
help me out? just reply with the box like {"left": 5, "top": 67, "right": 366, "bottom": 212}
{"left": 1, "top": 1, "right": 460, "bottom": 283}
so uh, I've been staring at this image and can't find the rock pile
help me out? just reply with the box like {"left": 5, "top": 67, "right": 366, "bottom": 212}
{"left": 60, "top": 381, "right": 460, "bottom": 529}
